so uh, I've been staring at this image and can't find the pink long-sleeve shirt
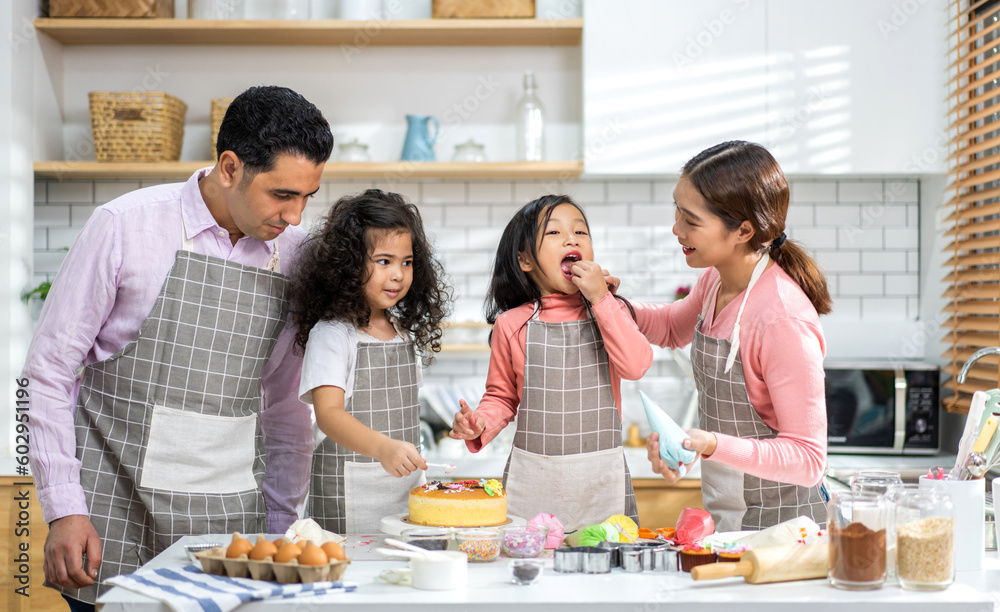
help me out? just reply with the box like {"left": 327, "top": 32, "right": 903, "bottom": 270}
{"left": 467, "top": 292, "right": 653, "bottom": 452}
{"left": 634, "top": 265, "right": 827, "bottom": 488}
{"left": 23, "top": 168, "right": 315, "bottom": 532}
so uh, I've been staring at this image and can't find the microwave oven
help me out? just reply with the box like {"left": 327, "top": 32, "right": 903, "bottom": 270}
{"left": 824, "top": 361, "right": 940, "bottom": 455}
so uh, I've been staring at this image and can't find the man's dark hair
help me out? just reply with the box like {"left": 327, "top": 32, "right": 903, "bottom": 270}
{"left": 216, "top": 86, "right": 334, "bottom": 182}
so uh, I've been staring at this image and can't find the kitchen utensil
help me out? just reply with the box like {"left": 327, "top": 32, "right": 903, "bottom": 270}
{"left": 639, "top": 390, "right": 696, "bottom": 474}
{"left": 384, "top": 537, "right": 436, "bottom": 556}
{"left": 960, "top": 414, "right": 998, "bottom": 479}
{"left": 950, "top": 391, "right": 988, "bottom": 480}
{"left": 425, "top": 462, "right": 456, "bottom": 475}
{"left": 376, "top": 547, "right": 430, "bottom": 560}
{"left": 621, "top": 547, "right": 643, "bottom": 573}
{"left": 400, "top": 115, "right": 439, "bottom": 161}
{"left": 690, "top": 543, "right": 828, "bottom": 584}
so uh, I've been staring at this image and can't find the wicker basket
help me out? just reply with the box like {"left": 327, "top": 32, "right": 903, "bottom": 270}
{"left": 210, "top": 98, "right": 234, "bottom": 160}
{"left": 50, "top": 0, "right": 175, "bottom": 18}
{"left": 88, "top": 91, "right": 187, "bottom": 162}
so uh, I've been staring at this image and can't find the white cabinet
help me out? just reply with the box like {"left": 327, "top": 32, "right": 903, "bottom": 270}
{"left": 584, "top": 0, "right": 947, "bottom": 175}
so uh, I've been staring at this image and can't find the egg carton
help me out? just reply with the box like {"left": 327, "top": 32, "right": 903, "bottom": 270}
{"left": 194, "top": 547, "right": 351, "bottom": 584}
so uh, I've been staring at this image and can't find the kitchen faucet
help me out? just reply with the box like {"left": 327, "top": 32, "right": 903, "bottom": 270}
{"left": 956, "top": 346, "right": 1000, "bottom": 384}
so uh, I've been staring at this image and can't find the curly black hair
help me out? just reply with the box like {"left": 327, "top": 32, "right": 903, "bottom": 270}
{"left": 290, "top": 189, "right": 451, "bottom": 365}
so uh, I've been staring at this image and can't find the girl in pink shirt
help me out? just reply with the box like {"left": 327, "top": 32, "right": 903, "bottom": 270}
{"left": 450, "top": 196, "right": 652, "bottom": 531}
{"left": 638, "top": 141, "right": 832, "bottom": 531}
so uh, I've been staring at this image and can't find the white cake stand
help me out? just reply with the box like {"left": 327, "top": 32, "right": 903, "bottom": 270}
{"left": 379, "top": 513, "right": 527, "bottom": 536}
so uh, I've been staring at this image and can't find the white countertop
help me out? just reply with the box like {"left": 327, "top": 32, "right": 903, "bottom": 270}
{"left": 97, "top": 535, "right": 1000, "bottom": 611}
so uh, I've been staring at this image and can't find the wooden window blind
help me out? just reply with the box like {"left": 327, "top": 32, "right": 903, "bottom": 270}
{"left": 945, "top": 0, "right": 1000, "bottom": 412}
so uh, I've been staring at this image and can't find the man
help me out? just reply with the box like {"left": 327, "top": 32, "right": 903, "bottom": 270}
{"left": 24, "top": 86, "right": 333, "bottom": 611}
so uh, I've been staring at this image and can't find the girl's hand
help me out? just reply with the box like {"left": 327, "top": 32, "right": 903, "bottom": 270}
{"left": 646, "top": 432, "right": 697, "bottom": 485}
{"left": 449, "top": 399, "right": 486, "bottom": 440}
{"left": 377, "top": 438, "right": 427, "bottom": 477}
{"left": 570, "top": 259, "right": 610, "bottom": 303}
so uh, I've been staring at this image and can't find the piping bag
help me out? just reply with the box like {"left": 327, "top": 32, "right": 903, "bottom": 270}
{"left": 640, "top": 390, "right": 697, "bottom": 476}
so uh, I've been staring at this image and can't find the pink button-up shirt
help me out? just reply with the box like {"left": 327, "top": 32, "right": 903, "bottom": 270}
{"left": 23, "top": 169, "right": 314, "bottom": 532}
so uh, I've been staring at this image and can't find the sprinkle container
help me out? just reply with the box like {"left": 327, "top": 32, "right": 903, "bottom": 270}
{"left": 455, "top": 529, "right": 502, "bottom": 562}
{"left": 500, "top": 525, "right": 549, "bottom": 558}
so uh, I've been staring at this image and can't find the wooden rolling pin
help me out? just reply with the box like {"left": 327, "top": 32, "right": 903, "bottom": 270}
{"left": 690, "top": 544, "right": 828, "bottom": 584}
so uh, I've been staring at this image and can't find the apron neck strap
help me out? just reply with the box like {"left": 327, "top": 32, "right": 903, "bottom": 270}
{"left": 723, "top": 253, "right": 770, "bottom": 373}
{"left": 179, "top": 214, "right": 282, "bottom": 274}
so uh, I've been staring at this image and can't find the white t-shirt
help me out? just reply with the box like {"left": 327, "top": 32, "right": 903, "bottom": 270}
{"left": 298, "top": 318, "right": 422, "bottom": 405}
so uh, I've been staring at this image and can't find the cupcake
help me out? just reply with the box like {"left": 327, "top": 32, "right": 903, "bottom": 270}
{"left": 714, "top": 543, "right": 750, "bottom": 562}
{"left": 679, "top": 543, "right": 717, "bottom": 572}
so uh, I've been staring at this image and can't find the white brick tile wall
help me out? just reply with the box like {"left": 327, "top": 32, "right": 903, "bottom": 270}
{"left": 884, "top": 227, "right": 919, "bottom": 249}
{"left": 603, "top": 227, "right": 652, "bottom": 250}
{"left": 513, "top": 181, "right": 551, "bottom": 203}
{"left": 34, "top": 251, "right": 68, "bottom": 274}
{"left": 791, "top": 181, "right": 837, "bottom": 202}
{"left": 838, "top": 274, "right": 884, "bottom": 296}
{"left": 34, "top": 181, "right": 46, "bottom": 203}
{"left": 374, "top": 181, "right": 420, "bottom": 200}
{"left": 327, "top": 180, "right": 365, "bottom": 199}
{"left": 631, "top": 203, "right": 671, "bottom": 225}
{"left": 652, "top": 181, "right": 677, "bottom": 203}
{"left": 838, "top": 226, "right": 884, "bottom": 250}
{"left": 467, "top": 227, "right": 503, "bottom": 250}
{"left": 861, "top": 251, "right": 908, "bottom": 274}
{"left": 862, "top": 297, "right": 910, "bottom": 319}
{"left": 95, "top": 181, "right": 141, "bottom": 203}
{"left": 838, "top": 181, "right": 885, "bottom": 203}
{"left": 71, "top": 205, "right": 100, "bottom": 227}
{"left": 860, "top": 203, "right": 908, "bottom": 227}
{"left": 467, "top": 181, "right": 513, "bottom": 204}
{"left": 444, "top": 206, "right": 491, "bottom": 226}
{"left": 34, "top": 229, "right": 46, "bottom": 250}
{"left": 441, "top": 250, "right": 492, "bottom": 275}
{"left": 885, "top": 181, "right": 919, "bottom": 203}
{"left": 47, "top": 181, "right": 93, "bottom": 203}
{"left": 489, "top": 204, "right": 522, "bottom": 225}
{"left": 786, "top": 203, "right": 814, "bottom": 226}
{"left": 814, "top": 204, "right": 860, "bottom": 226}
{"left": 422, "top": 182, "right": 466, "bottom": 204}
{"left": 607, "top": 181, "right": 652, "bottom": 203}
{"left": 907, "top": 251, "right": 920, "bottom": 273}
{"left": 583, "top": 203, "right": 630, "bottom": 226}
{"left": 428, "top": 228, "right": 467, "bottom": 251}
{"left": 560, "top": 181, "right": 605, "bottom": 203}
{"left": 34, "top": 205, "right": 70, "bottom": 227}
{"left": 885, "top": 274, "right": 919, "bottom": 295}
{"left": 48, "top": 228, "right": 80, "bottom": 251}
{"left": 831, "top": 297, "right": 861, "bottom": 318}
{"left": 792, "top": 227, "right": 838, "bottom": 249}
{"left": 416, "top": 204, "right": 444, "bottom": 226}
{"left": 815, "top": 250, "right": 860, "bottom": 273}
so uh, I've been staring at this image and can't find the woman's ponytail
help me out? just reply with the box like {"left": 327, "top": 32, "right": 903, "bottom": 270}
{"left": 770, "top": 239, "right": 832, "bottom": 315}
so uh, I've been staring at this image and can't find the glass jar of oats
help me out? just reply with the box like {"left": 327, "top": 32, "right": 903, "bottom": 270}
{"left": 894, "top": 488, "right": 954, "bottom": 591}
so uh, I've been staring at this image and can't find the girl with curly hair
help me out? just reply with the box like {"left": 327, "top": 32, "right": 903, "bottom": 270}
{"left": 449, "top": 195, "right": 652, "bottom": 531}
{"left": 291, "top": 189, "right": 450, "bottom": 534}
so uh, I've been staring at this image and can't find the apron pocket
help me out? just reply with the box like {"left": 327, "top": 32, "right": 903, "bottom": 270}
{"left": 506, "top": 446, "right": 626, "bottom": 533}
{"left": 139, "top": 405, "right": 257, "bottom": 494}
{"left": 343, "top": 461, "right": 424, "bottom": 534}
{"left": 699, "top": 461, "right": 748, "bottom": 533}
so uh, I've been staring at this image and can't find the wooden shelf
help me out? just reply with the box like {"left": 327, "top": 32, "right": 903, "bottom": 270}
{"left": 33, "top": 18, "right": 583, "bottom": 46}
{"left": 33, "top": 161, "right": 583, "bottom": 180}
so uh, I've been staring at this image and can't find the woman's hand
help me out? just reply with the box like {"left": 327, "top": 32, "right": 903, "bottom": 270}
{"left": 646, "top": 432, "right": 693, "bottom": 484}
{"left": 449, "top": 399, "right": 485, "bottom": 440}
{"left": 681, "top": 428, "right": 718, "bottom": 457}
{"left": 604, "top": 270, "right": 621, "bottom": 295}
{"left": 571, "top": 260, "right": 610, "bottom": 303}
{"left": 376, "top": 438, "right": 426, "bottom": 477}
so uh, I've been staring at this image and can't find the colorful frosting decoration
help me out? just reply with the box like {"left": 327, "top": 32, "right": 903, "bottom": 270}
{"left": 481, "top": 478, "right": 504, "bottom": 497}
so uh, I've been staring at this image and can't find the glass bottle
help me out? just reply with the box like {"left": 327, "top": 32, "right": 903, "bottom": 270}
{"left": 452, "top": 139, "right": 487, "bottom": 162}
{"left": 828, "top": 491, "right": 886, "bottom": 590}
{"left": 515, "top": 71, "right": 545, "bottom": 162}
{"left": 895, "top": 488, "right": 954, "bottom": 591}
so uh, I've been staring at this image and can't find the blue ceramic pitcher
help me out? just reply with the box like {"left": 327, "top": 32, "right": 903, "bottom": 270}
{"left": 401, "top": 115, "right": 439, "bottom": 161}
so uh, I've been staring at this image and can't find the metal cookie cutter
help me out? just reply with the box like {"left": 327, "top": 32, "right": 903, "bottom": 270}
{"left": 554, "top": 546, "right": 611, "bottom": 574}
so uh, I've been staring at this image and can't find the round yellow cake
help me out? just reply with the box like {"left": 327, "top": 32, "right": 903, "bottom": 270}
{"left": 408, "top": 480, "right": 507, "bottom": 527}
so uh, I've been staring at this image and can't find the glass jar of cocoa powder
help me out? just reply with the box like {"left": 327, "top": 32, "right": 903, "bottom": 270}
{"left": 828, "top": 491, "right": 887, "bottom": 590}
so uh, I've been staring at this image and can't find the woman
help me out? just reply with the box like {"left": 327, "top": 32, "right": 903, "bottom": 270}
{"left": 636, "top": 141, "right": 830, "bottom": 531}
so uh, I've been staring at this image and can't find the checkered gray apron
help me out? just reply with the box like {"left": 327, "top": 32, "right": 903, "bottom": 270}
{"left": 308, "top": 338, "right": 423, "bottom": 534}
{"left": 693, "top": 256, "right": 826, "bottom": 532}
{"left": 502, "top": 305, "right": 638, "bottom": 532}
{"left": 61, "top": 247, "right": 289, "bottom": 604}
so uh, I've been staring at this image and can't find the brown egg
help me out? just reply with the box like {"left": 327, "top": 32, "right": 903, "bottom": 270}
{"left": 321, "top": 541, "right": 346, "bottom": 561}
{"left": 298, "top": 542, "right": 329, "bottom": 566}
{"left": 249, "top": 537, "right": 278, "bottom": 561}
{"left": 274, "top": 542, "right": 302, "bottom": 564}
{"left": 226, "top": 532, "right": 253, "bottom": 559}
{"left": 272, "top": 537, "right": 285, "bottom": 548}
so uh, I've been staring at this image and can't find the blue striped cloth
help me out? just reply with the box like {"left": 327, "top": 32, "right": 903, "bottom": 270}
{"left": 104, "top": 564, "right": 357, "bottom": 612}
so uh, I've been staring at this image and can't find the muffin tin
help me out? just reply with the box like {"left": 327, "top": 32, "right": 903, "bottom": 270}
{"left": 194, "top": 546, "right": 351, "bottom": 584}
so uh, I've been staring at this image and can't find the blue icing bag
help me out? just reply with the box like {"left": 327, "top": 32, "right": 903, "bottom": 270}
{"left": 639, "top": 390, "right": 697, "bottom": 474}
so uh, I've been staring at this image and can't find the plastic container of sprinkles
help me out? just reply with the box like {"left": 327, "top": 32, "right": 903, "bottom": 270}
{"left": 455, "top": 529, "right": 502, "bottom": 562}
